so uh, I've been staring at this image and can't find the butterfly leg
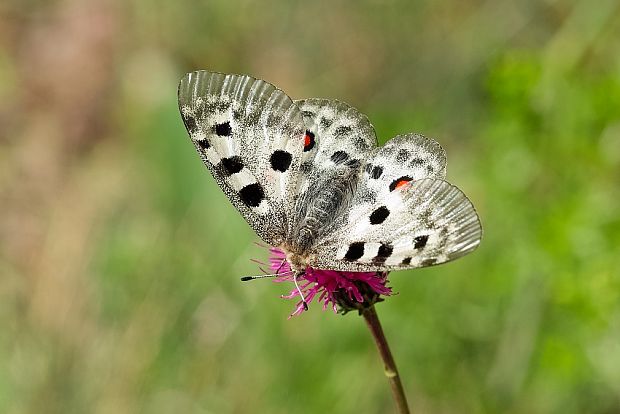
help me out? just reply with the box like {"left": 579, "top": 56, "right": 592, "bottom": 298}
{"left": 293, "top": 271, "right": 309, "bottom": 311}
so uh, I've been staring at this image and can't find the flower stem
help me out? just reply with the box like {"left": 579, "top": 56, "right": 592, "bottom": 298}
{"left": 362, "top": 305, "right": 411, "bottom": 414}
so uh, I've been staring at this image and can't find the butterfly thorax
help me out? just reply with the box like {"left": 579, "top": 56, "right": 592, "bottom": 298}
{"left": 288, "top": 169, "right": 359, "bottom": 256}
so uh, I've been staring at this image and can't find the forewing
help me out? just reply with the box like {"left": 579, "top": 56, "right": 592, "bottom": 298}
{"left": 310, "top": 178, "right": 481, "bottom": 271}
{"left": 178, "top": 71, "right": 306, "bottom": 245}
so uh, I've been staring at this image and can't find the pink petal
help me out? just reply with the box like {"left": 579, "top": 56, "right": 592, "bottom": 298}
{"left": 264, "top": 248, "right": 393, "bottom": 317}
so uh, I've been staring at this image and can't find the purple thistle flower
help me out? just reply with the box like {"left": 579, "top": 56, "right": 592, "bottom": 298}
{"left": 267, "top": 247, "right": 393, "bottom": 317}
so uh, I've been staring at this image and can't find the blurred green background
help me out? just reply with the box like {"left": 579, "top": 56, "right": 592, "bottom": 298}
{"left": 1, "top": 1, "right": 619, "bottom": 413}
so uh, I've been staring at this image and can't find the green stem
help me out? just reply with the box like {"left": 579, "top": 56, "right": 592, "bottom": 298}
{"left": 362, "top": 305, "right": 411, "bottom": 414}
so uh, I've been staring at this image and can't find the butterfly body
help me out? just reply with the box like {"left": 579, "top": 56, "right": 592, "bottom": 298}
{"left": 291, "top": 168, "right": 358, "bottom": 252}
{"left": 178, "top": 71, "right": 481, "bottom": 275}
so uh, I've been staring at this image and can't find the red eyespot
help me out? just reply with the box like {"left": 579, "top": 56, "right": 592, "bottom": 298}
{"left": 389, "top": 176, "right": 413, "bottom": 191}
{"left": 394, "top": 179, "right": 410, "bottom": 189}
{"left": 304, "top": 130, "right": 315, "bottom": 152}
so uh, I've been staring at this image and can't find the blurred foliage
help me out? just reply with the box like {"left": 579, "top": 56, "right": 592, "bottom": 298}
{"left": 1, "top": 1, "right": 620, "bottom": 413}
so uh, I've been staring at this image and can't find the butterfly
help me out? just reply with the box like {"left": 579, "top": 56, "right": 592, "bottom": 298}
{"left": 178, "top": 71, "right": 481, "bottom": 285}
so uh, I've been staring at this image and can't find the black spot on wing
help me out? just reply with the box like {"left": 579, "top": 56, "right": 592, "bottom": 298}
{"left": 214, "top": 121, "right": 232, "bottom": 136}
{"left": 219, "top": 156, "right": 244, "bottom": 176}
{"left": 346, "top": 158, "right": 361, "bottom": 169}
{"left": 344, "top": 242, "right": 365, "bottom": 261}
{"left": 239, "top": 183, "right": 265, "bottom": 207}
{"left": 353, "top": 135, "right": 371, "bottom": 149}
{"left": 369, "top": 206, "right": 390, "bottom": 225}
{"left": 396, "top": 149, "right": 409, "bottom": 162}
{"left": 334, "top": 125, "right": 352, "bottom": 136}
{"left": 370, "top": 165, "right": 383, "bottom": 179}
{"left": 414, "top": 235, "right": 429, "bottom": 249}
{"left": 401, "top": 257, "right": 412, "bottom": 266}
{"left": 410, "top": 158, "right": 425, "bottom": 167}
{"left": 372, "top": 243, "right": 393, "bottom": 264}
{"left": 270, "top": 150, "right": 293, "bottom": 172}
{"left": 420, "top": 258, "right": 437, "bottom": 267}
{"left": 320, "top": 117, "right": 333, "bottom": 128}
{"left": 331, "top": 150, "right": 349, "bottom": 164}
{"left": 196, "top": 139, "right": 210, "bottom": 150}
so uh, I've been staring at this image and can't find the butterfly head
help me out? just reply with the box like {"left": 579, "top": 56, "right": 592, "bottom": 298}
{"left": 280, "top": 247, "right": 313, "bottom": 275}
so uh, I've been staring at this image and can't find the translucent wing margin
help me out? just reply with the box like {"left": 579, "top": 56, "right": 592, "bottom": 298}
{"left": 178, "top": 71, "right": 306, "bottom": 245}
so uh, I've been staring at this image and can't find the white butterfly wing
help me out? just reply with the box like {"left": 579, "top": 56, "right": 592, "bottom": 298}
{"left": 311, "top": 178, "right": 481, "bottom": 271}
{"left": 178, "top": 71, "right": 306, "bottom": 245}
{"left": 307, "top": 129, "right": 479, "bottom": 271}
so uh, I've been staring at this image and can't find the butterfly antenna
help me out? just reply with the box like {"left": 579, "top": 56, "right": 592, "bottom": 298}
{"left": 250, "top": 258, "right": 267, "bottom": 266}
{"left": 293, "top": 272, "right": 309, "bottom": 311}
{"left": 240, "top": 270, "right": 293, "bottom": 282}
{"left": 275, "top": 259, "right": 286, "bottom": 274}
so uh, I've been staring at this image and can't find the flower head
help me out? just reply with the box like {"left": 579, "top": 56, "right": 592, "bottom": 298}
{"left": 268, "top": 247, "right": 393, "bottom": 317}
